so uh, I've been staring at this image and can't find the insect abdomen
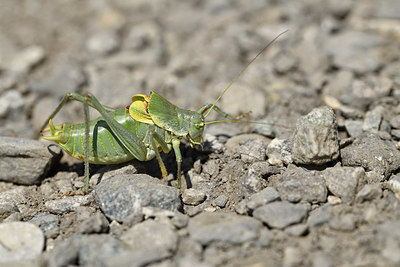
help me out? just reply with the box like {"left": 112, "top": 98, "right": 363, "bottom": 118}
{"left": 59, "top": 108, "right": 171, "bottom": 164}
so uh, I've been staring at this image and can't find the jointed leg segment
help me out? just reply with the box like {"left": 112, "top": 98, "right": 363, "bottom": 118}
{"left": 41, "top": 92, "right": 149, "bottom": 193}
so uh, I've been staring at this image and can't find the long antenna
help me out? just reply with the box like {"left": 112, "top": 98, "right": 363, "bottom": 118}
{"left": 203, "top": 30, "right": 288, "bottom": 119}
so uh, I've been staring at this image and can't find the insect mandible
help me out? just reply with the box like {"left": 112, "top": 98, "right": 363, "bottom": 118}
{"left": 39, "top": 31, "right": 287, "bottom": 193}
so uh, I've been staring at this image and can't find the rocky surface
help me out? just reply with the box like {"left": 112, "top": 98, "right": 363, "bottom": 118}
{"left": 1, "top": 0, "right": 400, "bottom": 266}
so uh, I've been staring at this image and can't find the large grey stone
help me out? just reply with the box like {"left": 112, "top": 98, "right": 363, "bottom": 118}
{"left": 292, "top": 106, "right": 339, "bottom": 165}
{"left": 0, "top": 222, "right": 44, "bottom": 263}
{"left": 94, "top": 174, "right": 182, "bottom": 222}
{"left": 323, "top": 166, "right": 364, "bottom": 203}
{"left": 44, "top": 235, "right": 126, "bottom": 267}
{"left": 0, "top": 137, "right": 62, "bottom": 185}
{"left": 188, "top": 212, "right": 262, "bottom": 245}
{"left": 29, "top": 213, "right": 60, "bottom": 239}
{"left": 119, "top": 219, "right": 178, "bottom": 264}
{"left": 45, "top": 195, "right": 94, "bottom": 214}
{"left": 246, "top": 187, "right": 280, "bottom": 210}
{"left": 275, "top": 165, "right": 327, "bottom": 204}
{"left": 341, "top": 133, "right": 400, "bottom": 179}
{"left": 253, "top": 201, "right": 309, "bottom": 229}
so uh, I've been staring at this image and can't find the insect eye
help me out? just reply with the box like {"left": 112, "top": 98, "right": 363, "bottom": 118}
{"left": 195, "top": 123, "right": 204, "bottom": 129}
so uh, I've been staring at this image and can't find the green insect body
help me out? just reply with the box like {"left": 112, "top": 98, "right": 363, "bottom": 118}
{"left": 40, "top": 31, "right": 287, "bottom": 193}
{"left": 41, "top": 91, "right": 214, "bottom": 191}
{"left": 44, "top": 107, "right": 173, "bottom": 165}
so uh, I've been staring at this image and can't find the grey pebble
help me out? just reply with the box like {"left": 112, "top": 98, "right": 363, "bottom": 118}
{"left": 119, "top": 219, "right": 178, "bottom": 265}
{"left": 266, "top": 138, "right": 293, "bottom": 167}
{"left": 171, "top": 212, "right": 189, "bottom": 229}
{"left": 0, "top": 90, "right": 24, "bottom": 118}
{"left": 248, "top": 161, "right": 282, "bottom": 178}
{"left": 45, "top": 195, "right": 93, "bottom": 214}
{"left": 29, "top": 213, "right": 60, "bottom": 239}
{"left": 387, "top": 175, "right": 400, "bottom": 199}
{"left": 94, "top": 174, "right": 182, "bottom": 222}
{"left": 225, "top": 134, "right": 270, "bottom": 163}
{"left": 188, "top": 212, "right": 262, "bottom": 245}
{"left": 341, "top": 133, "right": 400, "bottom": 179}
{"left": 292, "top": 106, "right": 339, "bottom": 165}
{"left": 340, "top": 77, "right": 392, "bottom": 110}
{"left": 324, "top": 30, "right": 384, "bottom": 74}
{"left": 256, "top": 228, "right": 273, "bottom": 247}
{"left": 246, "top": 187, "right": 280, "bottom": 210}
{"left": 344, "top": 120, "right": 363, "bottom": 137}
{"left": 390, "top": 129, "right": 400, "bottom": 139}
{"left": 285, "top": 223, "right": 309, "bottom": 237}
{"left": 234, "top": 200, "right": 249, "bottom": 215}
{"left": 325, "top": 70, "right": 354, "bottom": 100}
{"left": 3, "top": 212, "right": 22, "bottom": 223}
{"left": 182, "top": 188, "right": 207, "bottom": 205}
{"left": 374, "top": 0, "right": 400, "bottom": 19}
{"left": 220, "top": 84, "right": 267, "bottom": 118}
{"left": 90, "top": 163, "right": 144, "bottom": 186}
{"left": 88, "top": 66, "right": 138, "bottom": 108}
{"left": 283, "top": 246, "right": 304, "bottom": 267}
{"left": 44, "top": 234, "right": 125, "bottom": 267}
{"left": 203, "top": 134, "right": 225, "bottom": 154}
{"left": 0, "top": 137, "right": 62, "bottom": 185}
{"left": 363, "top": 106, "right": 384, "bottom": 133}
{"left": 78, "top": 211, "right": 109, "bottom": 234}
{"left": 355, "top": 183, "right": 382, "bottom": 203}
{"left": 29, "top": 59, "right": 86, "bottom": 98}
{"left": 86, "top": 31, "right": 120, "bottom": 55}
{"left": 323, "top": 166, "right": 364, "bottom": 203}
{"left": 389, "top": 115, "right": 400, "bottom": 129}
{"left": 307, "top": 204, "right": 332, "bottom": 227}
{"left": 238, "top": 174, "right": 263, "bottom": 199}
{"left": 253, "top": 201, "right": 309, "bottom": 229}
{"left": 275, "top": 165, "right": 327, "bottom": 204}
{"left": 7, "top": 46, "right": 45, "bottom": 74}
{"left": 0, "top": 188, "right": 24, "bottom": 221}
{"left": 123, "top": 21, "right": 161, "bottom": 51}
{"left": 0, "top": 222, "right": 44, "bottom": 263}
{"left": 185, "top": 205, "right": 203, "bottom": 217}
{"left": 214, "top": 195, "right": 228, "bottom": 208}
{"left": 376, "top": 220, "right": 400, "bottom": 264}
{"left": 329, "top": 214, "right": 356, "bottom": 232}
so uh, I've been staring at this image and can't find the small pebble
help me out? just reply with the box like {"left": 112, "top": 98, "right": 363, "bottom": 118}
{"left": 214, "top": 195, "right": 228, "bottom": 208}
{"left": 182, "top": 188, "right": 207, "bottom": 205}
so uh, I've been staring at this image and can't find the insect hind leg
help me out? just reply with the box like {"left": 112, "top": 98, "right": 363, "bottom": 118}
{"left": 38, "top": 92, "right": 116, "bottom": 138}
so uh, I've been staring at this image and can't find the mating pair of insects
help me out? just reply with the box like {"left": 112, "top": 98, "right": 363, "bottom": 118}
{"left": 40, "top": 31, "right": 287, "bottom": 192}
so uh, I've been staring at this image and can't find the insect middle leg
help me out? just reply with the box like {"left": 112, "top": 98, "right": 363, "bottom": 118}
{"left": 149, "top": 130, "right": 169, "bottom": 179}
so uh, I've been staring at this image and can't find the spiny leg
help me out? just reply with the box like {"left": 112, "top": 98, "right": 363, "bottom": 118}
{"left": 41, "top": 92, "right": 148, "bottom": 192}
{"left": 171, "top": 139, "right": 182, "bottom": 189}
{"left": 150, "top": 131, "right": 172, "bottom": 182}
{"left": 83, "top": 98, "right": 90, "bottom": 193}
{"left": 38, "top": 92, "right": 116, "bottom": 138}
{"left": 80, "top": 93, "right": 148, "bottom": 192}
{"left": 84, "top": 94, "right": 147, "bottom": 162}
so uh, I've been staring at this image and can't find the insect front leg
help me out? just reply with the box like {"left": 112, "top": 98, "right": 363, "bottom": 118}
{"left": 198, "top": 104, "right": 236, "bottom": 119}
{"left": 171, "top": 139, "right": 182, "bottom": 189}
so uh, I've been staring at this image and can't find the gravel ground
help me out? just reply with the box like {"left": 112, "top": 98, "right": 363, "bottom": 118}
{"left": 1, "top": 0, "right": 400, "bottom": 266}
